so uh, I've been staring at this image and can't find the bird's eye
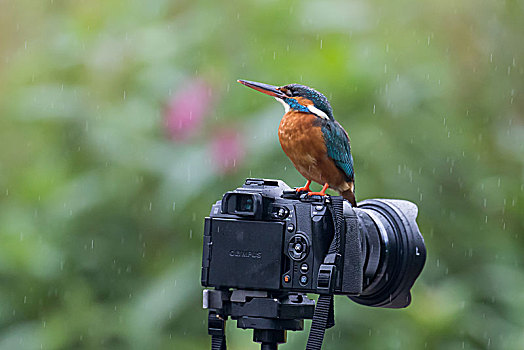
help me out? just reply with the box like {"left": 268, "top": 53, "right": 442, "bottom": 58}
{"left": 280, "top": 87, "right": 293, "bottom": 97}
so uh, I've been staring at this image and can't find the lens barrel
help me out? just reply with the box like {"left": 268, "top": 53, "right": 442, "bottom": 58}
{"left": 349, "top": 199, "right": 426, "bottom": 308}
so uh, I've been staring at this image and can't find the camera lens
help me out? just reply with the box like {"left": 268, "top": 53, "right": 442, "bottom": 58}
{"left": 349, "top": 199, "right": 426, "bottom": 308}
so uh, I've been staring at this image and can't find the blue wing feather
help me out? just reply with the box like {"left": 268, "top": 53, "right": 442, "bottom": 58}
{"left": 322, "top": 121, "right": 354, "bottom": 180}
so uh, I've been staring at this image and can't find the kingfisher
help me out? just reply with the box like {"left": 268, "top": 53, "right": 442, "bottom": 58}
{"left": 238, "top": 79, "right": 356, "bottom": 206}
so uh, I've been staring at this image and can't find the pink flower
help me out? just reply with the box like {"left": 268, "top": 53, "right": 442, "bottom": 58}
{"left": 210, "top": 129, "right": 245, "bottom": 174}
{"left": 164, "top": 79, "right": 213, "bottom": 141}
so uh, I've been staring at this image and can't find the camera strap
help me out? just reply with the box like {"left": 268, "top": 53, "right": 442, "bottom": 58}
{"left": 208, "top": 311, "right": 227, "bottom": 350}
{"left": 305, "top": 294, "right": 334, "bottom": 350}
{"left": 306, "top": 196, "right": 345, "bottom": 350}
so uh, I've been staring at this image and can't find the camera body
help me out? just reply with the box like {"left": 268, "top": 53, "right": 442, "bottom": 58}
{"left": 201, "top": 178, "right": 362, "bottom": 294}
{"left": 201, "top": 178, "right": 426, "bottom": 308}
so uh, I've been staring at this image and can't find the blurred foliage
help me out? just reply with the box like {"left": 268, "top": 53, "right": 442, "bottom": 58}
{"left": 0, "top": 0, "right": 523, "bottom": 349}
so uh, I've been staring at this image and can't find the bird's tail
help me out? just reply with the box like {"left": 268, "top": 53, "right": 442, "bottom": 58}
{"left": 341, "top": 188, "right": 357, "bottom": 207}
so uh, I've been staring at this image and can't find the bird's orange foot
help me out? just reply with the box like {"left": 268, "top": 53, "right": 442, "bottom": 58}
{"left": 295, "top": 180, "right": 312, "bottom": 193}
{"left": 306, "top": 183, "right": 329, "bottom": 197}
{"left": 307, "top": 191, "right": 327, "bottom": 196}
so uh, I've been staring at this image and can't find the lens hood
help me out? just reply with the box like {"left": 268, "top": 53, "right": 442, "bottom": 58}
{"left": 349, "top": 199, "right": 426, "bottom": 308}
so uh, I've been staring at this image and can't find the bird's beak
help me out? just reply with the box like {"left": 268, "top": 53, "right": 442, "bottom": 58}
{"left": 237, "top": 79, "right": 287, "bottom": 99}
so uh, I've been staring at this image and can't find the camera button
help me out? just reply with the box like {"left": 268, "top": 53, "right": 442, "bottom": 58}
{"left": 274, "top": 207, "right": 289, "bottom": 219}
{"left": 300, "top": 275, "right": 308, "bottom": 285}
{"left": 287, "top": 223, "right": 295, "bottom": 232}
{"left": 300, "top": 263, "right": 309, "bottom": 273}
{"left": 283, "top": 274, "right": 291, "bottom": 283}
{"left": 288, "top": 234, "right": 308, "bottom": 261}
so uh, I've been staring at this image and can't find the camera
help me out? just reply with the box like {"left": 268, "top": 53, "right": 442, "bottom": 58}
{"left": 202, "top": 178, "right": 425, "bottom": 307}
{"left": 201, "top": 178, "right": 426, "bottom": 349}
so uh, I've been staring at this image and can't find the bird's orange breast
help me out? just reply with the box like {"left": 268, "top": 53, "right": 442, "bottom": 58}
{"left": 278, "top": 111, "right": 327, "bottom": 181}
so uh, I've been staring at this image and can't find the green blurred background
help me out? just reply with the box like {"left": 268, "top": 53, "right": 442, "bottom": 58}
{"left": 1, "top": 0, "right": 523, "bottom": 349}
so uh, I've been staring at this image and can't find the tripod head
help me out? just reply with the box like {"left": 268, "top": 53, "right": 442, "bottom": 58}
{"left": 204, "top": 289, "right": 315, "bottom": 349}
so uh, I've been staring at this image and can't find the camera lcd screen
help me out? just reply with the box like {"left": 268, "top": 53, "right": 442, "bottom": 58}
{"left": 207, "top": 218, "right": 285, "bottom": 290}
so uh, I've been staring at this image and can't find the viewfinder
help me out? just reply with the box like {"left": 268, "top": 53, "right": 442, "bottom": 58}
{"left": 221, "top": 192, "right": 263, "bottom": 219}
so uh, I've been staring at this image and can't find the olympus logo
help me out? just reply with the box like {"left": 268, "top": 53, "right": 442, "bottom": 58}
{"left": 229, "top": 250, "right": 262, "bottom": 259}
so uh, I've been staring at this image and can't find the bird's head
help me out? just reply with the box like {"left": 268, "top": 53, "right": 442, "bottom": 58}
{"left": 237, "top": 79, "right": 334, "bottom": 120}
